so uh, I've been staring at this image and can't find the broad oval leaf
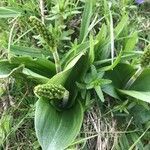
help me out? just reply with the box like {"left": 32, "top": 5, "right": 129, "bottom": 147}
{"left": 105, "top": 63, "right": 135, "bottom": 89}
{"left": 35, "top": 99, "right": 83, "bottom": 150}
{"left": 103, "top": 63, "right": 135, "bottom": 99}
{"left": 48, "top": 52, "right": 89, "bottom": 107}
{"left": 118, "top": 68, "right": 150, "bottom": 103}
{"left": 0, "top": 59, "right": 49, "bottom": 83}
{"left": 10, "top": 56, "right": 56, "bottom": 78}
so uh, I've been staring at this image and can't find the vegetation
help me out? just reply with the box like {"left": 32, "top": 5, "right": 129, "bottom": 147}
{"left": 0, "top": 0, "right": 150, "bottom": 150}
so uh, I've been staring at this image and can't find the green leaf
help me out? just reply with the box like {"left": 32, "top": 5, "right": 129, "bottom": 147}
{"left": 119, "top": 134, "right": 130, "bottom": 150}
{"left": 95, "top": 51, "right": 142, "bottom": 66}
{"left": 89, "top": 34, "right": 95, "bottom": 64}
{"left": 35, "top": 99, "right": 83, "bottom": 150}
{"left": 105, "top": 66, "right": 150, "bottom": 102}
{"left": 102, "top": 84, "right": 120, "bottom": 99}
{"left": 0, "top": 115, "right": 13, "bottom": 145}
{"left": 98, "top": 49, "right": 123, "bottom": 72}
{"left": 94, "top": 23, "right": 107, "bottom": 58}
{"left": 130, "top": 133, "right": 144, "bottom": 150}
{"left": 10, "top": 45, "right": 50, "bottom": 58}
{"left": 129, "top": 68, "right": 150, "bottom": 91}
{"left": 48, "top": 52, "right": 89, "bottom": 107}
{"left": 79, "top": 0, "right": 95, "bottom": 43}
{"left": 64, "top": 52, "right": 84, "bottom": 71}
{"left": 0, "top": 59, "right": 49, "bottom": 83}
{"left": 62, "top": 37, "right": 98, "bottom": 68}
{"left": 98, "top": 14, "right": 128, "bottom": 60}
{"left": 105, "top": 63, "right": 135, "bottom": 89}
{"left": 0, "top": 7, "right": 22, "bottom": 18}
{"left": 144, "top": 144, "right": 150, "bottom": 150}
{"left": 124, "top": 32, "right": 138, "bottom": 52}
{"left": 0, "top": 60, "right": 22, "bottom": 78}
{"left": 62, "top": 41, "right": 89, "bottom": 67}
{"left": 114, "top": 14, "right": 129, "bottom": 39}
{"left": 22, "top": 68, "right": 49, "bottom": 83}
{"left": 95, "top": 23, "right": 107, "bottom": 50}
{"left": 62, "top": 39, "right": 98, "bottom": 68}
{"left": 94, "top": 86, "right": 105, "bottom": 102}
{"left": 103, "top": 63, "right": 135, "bottom": 99}
{"left": 10, "top": 56, "right": 56, "bottom": 78}
{"left": 49, "top": 52, "right": 84, "bottom": 85}
{"left": 129, "top": 125, "right": 150, "bottom": 150}
{"left": 118, "top": 90, "right": 150, "bottom": 103}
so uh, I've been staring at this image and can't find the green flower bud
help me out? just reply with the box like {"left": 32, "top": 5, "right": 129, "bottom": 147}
{"left": 34, "top": 83, "right": 67, "bottom": 100}
{"left": 29, "top": 16, "right": 55, "bottom": 50}
{"left": 140, "top": 45, "right": 150, "bottom": 68}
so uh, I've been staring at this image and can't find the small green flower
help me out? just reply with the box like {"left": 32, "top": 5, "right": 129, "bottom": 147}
{"left": 34, "top": 83, "right": 66, "bottom": 100}
{"left": 29, "top": 16, "right": 55, "bottom": 50}
{"left": 140, "top": 45, "right": 150, "bottom": 68}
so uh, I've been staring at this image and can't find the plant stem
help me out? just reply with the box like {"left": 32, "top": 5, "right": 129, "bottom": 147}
{"left": 124, "top": 66, "right": 144, "bottom": 90}
{"left": 109, "top": 2, "right": 115, "bottom": 65}
{"left": 39, "top": 0, "right": 45, "bottom": 24}
{"left": 62, "top": 90, "right": 69, "bottom": 107}
{"left": 8, "top": 17, "right": 18, "bottom": 59}
{"left": 52, "top": 47, "right": 62, "bottom": 73}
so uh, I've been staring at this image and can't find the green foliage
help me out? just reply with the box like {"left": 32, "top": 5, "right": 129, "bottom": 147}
{"left": 0, "top": 7, "right": 22, "bottom": 18}
{"left": 0, "top": 115, "right": 13, "bottom": 145}
{"left": 140, "top": 45, "right": 150, "bottom": 68}
{"left": 0, "top": 0, "right": 150, "bottom": 149}
{"left": 79, "top": 0, "right": 95, "bottom": 43}
{"left": 10, "top": 45, "right": 50, "bottom": 58}
{"left": 0, "top": 60, "right": 23, "bottom": 78}
{"left": 35, "top": 99, "right": 83, "bottom": 150}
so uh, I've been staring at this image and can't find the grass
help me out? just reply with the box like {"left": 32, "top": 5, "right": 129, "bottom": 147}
{"left": 0, "top": 0, "right": 150, "bottom": 150}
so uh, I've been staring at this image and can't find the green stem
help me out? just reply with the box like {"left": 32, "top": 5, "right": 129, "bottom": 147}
{"left": 62, "top": 90, "right": 69, "bottom": 107}
{"left": 52, "top": 47, "right": 62, "bottom": 73}
{"left": 124, "top": 67, "right": 144, "bottom": 90}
